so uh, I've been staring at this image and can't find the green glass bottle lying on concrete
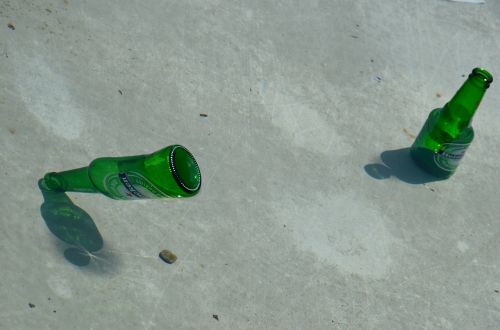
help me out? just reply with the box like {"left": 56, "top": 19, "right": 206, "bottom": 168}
{"left": 43, "top": 145, "right": 201, "bottom": 199}
{"left": 410, "top": 67, "right": 493, "bottom": 179}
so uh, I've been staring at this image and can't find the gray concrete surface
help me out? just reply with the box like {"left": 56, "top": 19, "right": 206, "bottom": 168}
{"left": 1, "top": 0, "right": 500, "bottom": 329}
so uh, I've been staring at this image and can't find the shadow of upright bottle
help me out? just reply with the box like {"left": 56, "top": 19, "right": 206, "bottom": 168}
{"left": 43, "top": 145, "right": 202, "bottom": 200}
{"left": 364, "top": 148, "right": 444, "bottom": 184}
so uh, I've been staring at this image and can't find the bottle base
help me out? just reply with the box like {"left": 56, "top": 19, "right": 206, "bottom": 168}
{"left": 410, "top": 147, "right": 454, "bottom": 179}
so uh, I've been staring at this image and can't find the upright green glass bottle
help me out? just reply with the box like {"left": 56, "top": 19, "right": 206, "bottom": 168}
{"left": 43, "top": 145, "right": 201, "bottom": 199}
{"left": 410, "top": 68, "right": 493, "bottom": 178}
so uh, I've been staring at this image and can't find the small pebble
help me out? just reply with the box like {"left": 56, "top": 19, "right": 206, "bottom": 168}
{"left": 403, "top": 128, "right": 416, "bottom": 139}
{"left": 199, "top": 113, "right": 208, "bottom": 117}
{"left": 159, "top": 249, "right": 177, "bottom": 264}
{"left": 8, "top": 23, "right": 15, "bottom": 30}
{"left": 436, "top": 92, "right": 442, "bottom": 98}
{"left": 28, "top": 303, "right": 35, "bottom": 308}
{"left": 213, "top": 314, "right": 219, "bottom": 321}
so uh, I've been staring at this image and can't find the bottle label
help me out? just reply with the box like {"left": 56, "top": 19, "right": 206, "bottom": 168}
{"left": 433, "top": 143, "right": 470, "bottom": 172}
{"left": 103, "top": 172, "right": 168, "bottom": 200}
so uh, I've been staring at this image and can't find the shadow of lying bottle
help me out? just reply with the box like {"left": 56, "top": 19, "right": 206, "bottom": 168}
{"left": 364, "top": 148, "right": 445, "bottom": 184}
{"left": 38, "top": 179, "right": 104, "bottom": 266}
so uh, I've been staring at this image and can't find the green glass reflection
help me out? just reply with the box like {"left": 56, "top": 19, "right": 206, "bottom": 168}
{"left": 39, "top": 179, "right": 103, "bottom": 266}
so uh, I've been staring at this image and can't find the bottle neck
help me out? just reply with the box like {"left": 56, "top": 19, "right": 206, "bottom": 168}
{"left": 442, "top": 68, "right": 491, "bottom": 127}
{"left": 44, "top": 167, "right": 99, "bottom": 193}
{"left": 39, "top": 179, "right": 74, "bottom": 203}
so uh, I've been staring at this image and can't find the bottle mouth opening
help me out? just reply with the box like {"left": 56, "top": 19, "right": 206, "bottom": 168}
{"left": 169, "top": 145, "right": 201, "bottom": 193}
{"left": 471, "top": 67, "right": 493, "bottom": 88}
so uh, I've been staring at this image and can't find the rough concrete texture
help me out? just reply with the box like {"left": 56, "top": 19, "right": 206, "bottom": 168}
{"left": 1, "top": 0, "right": 500, "bottom": 329}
